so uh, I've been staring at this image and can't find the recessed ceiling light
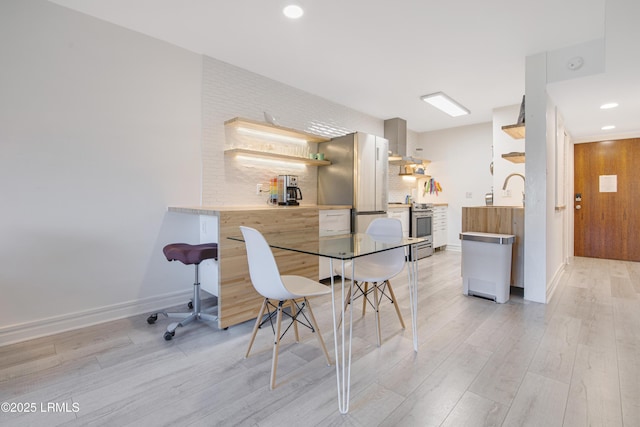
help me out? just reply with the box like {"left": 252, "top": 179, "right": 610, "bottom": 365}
{"left": 600, "top": 102, "right": 619, "bottom": 109}
{"left": 420, "top": 92, "right": 470, "bottom": 117}
{"left": 283, "top": 4, "right": 304, "bottom": 19}
{"left": 601, "top": 125, "right": 616, "bottom": 130}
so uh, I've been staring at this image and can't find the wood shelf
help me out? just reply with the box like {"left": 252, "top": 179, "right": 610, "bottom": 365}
{"left": 396, "top": 163, "right": 430, "bottom": 177}
{"left": 399, "top": 173, "right": 431, "bottom": 179}
{"left": 389, "top": 156, "right": 431, "bottom": 166}
{"left": 224, "top": 148, "right": 331, "bottom": 166}
{"left": 501, "top": 123, "right": 526, "bottom": 139}
{"left": 502, "top": 152, "right": 525, "bottom": 163}
{"left": 224, "top": 117, "right": 330, "bottom": 143}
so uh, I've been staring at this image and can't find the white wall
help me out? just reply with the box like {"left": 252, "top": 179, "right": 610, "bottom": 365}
{"left": 0, "top": 0, "right": 394, "bottom": 345}
{"left": 545, "top": 101, "right": 567, "bottom": 299}
{"left": 418, "top": 123, "right": 493, "bottom": 250}
{"left": 523, "top": 0, "right": 640, "bottom": 304}
{"left": 0, "top": 0, "right": 203, "bottom": 344}
{"left": 523, "top": 53, "right": 549, "bottom": 303}
{"left": 524, "top": 52, "right": 572, "bottom": 304}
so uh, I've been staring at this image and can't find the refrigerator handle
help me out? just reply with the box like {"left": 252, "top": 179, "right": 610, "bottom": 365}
{"left": 376, "top": 146, "right": 379, "bottom": 161}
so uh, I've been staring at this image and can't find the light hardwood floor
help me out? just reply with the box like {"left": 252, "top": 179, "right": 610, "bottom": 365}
{"left": 1, "top": 252, "right": 638, "bottom": 426}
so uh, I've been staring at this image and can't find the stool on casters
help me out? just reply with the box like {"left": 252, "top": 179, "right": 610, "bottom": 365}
{"left": 147, "top": 243, "right": 218, "bottom": 340}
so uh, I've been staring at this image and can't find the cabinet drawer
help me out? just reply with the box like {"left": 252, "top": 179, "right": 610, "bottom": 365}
{"left": 319, "top": 209, "right": 351, "bottom": 236}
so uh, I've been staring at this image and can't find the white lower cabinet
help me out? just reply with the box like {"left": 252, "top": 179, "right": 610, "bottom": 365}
{"left": 387, "top": 207, "right": 410, "bottom": 238}
{"left": 319, "top": 209, "right": 351, "bottom": 280}
{"left": 432, "top": 205, "right": 448, "bottom": 249}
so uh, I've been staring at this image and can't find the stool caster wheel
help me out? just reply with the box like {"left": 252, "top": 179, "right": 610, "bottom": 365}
{"left": 188, "top": 301, "right": 193, "bottom": 309}
{"left": 164, "top": 331, "right": 174, "bottom": 341}
{"left": 147, "top": 314, "right": 158, "bottom": 324}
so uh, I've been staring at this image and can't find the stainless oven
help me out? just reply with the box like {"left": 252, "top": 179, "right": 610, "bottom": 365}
{"left": 410, "top": 202, "right": 433, "bottom": 259}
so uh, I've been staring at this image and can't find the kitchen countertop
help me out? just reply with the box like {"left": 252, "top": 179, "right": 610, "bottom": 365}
{"left": 471, "top": 205, "right": 523, "bottom": 209}
{"left": 387, "top": 203, "right": 449, "bottom": 208}
{"left": 168, "top": 204, "right": 351, "bottom": 215}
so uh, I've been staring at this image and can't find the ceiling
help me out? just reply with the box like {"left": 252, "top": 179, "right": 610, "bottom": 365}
{"left": 48, "top": 0, "right": 640, "bottom": 141}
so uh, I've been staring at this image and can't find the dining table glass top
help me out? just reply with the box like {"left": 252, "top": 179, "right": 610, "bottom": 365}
{"left": 228, "top": 231, "right": 426, "bottom": 260}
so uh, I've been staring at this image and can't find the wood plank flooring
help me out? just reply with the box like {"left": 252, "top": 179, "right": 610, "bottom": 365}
{"left": 1, "top": 252, "right": 638, "bottom": 426}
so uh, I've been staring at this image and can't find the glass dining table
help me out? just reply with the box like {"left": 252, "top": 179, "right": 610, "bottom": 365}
{"left": 229, "top": 231, "right": 426, "bottom": 414}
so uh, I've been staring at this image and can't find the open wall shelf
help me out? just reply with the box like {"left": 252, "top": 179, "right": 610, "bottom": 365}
{"left": 502, "top": 152, "right": 525, "bottom": 163}
{"left": 501, "top": 123, "right": 526, "bottom": 139}
{"left": 224, "top": 117, "right": 330, "bottom": 143}
{"left": 224, "top": 148, "right": 331, "bottom": 165}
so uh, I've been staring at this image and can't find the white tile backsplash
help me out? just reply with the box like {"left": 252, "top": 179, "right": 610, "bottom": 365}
{"left": 201, "top": 56, "right": 383, "bottom": 206}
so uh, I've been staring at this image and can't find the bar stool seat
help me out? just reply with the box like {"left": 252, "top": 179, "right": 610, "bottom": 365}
{"left": 147, "top": 243, "right": 219, "bottom": 340}
{"left": 163, "top": 243, "right": 218, "bottom": 265}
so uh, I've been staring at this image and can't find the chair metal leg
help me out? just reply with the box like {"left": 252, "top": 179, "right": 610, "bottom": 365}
{"left": 385, "top": 280, "right": 406, "bottom": 329}
{"left": 270, "top": 301, "right": 284, "bottom": 390}
{"left": 246, "top": 299, "right": 268, "bottom": 358}
{"left": 304, "top": 298, "right": 332, "bottom": 366}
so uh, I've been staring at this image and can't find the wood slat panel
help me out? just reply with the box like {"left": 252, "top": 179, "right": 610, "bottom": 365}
{"left": 218, "top": 209, "right": 320, "bottom": 328}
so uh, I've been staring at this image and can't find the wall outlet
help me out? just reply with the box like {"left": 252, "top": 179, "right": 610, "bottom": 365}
{"left": 256, "top": 183, "right": 262, "bottom": 195}
{"left": 465, "top": 192, "right": 472, "bottom": 198}
{"left": 502, "top": 189, "right": 512, "bottom": 197}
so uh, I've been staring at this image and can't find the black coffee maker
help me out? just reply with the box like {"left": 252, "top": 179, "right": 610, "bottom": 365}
{"left": 277, "top": 175, "right": 303, "bottom": 206}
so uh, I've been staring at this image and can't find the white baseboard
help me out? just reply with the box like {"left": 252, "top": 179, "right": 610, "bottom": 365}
{"left": 547, "top": 262, "right": 567, "bottom": 302}
{"left": 0, "top": 290, "right": 192, "bottom": 347}
{"left": 445, "top": 244, "right": 461, "bottom": 252}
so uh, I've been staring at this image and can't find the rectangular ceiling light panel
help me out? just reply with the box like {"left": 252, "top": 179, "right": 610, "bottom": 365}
{"left": 421, "top": 92, "right": 470, "bottom": 117}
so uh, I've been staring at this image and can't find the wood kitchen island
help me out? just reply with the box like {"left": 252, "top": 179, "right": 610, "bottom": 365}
{"left": 168, "top": 205, "right": 350, "bottom": 329}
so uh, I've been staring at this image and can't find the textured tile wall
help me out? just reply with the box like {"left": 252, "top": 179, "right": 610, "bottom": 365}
{"left": 388, "top": 129, "right": 420, "bottom": 203}
{"left": 202, "top": 56, "right": 386, "bottom": 206}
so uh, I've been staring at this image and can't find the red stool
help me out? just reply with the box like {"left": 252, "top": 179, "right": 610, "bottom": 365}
{"left": 147, "top": 243, "right": 218, "bottom": 340}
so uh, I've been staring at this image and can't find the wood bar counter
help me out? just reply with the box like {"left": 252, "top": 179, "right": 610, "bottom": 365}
{"left": 461, "top": 206, "right": 524, "bottom": 288}
{"left": 168, "top": 205, "right": 350, "bottom": 328}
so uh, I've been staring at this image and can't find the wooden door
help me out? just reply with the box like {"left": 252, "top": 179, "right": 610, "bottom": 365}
{"left": 574, "top": 138, "right": 640, "bottom": 261}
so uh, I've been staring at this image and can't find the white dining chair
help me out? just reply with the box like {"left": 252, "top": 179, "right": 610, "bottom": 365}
{"left": 336, "top": 217, "right": 406, "bottom": 346}
{"left": 240, "top": 226, "right": 332, "bottom": 389}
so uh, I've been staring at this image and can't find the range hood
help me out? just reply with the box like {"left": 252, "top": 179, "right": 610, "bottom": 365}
{"left": 384, "top": 118, "right": 427, "bottom": 165}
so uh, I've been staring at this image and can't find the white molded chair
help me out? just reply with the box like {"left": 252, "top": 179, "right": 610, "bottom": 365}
{"left": 240, "top": 226, "right": 332, "bottom": 389}
{"left": 336, "top": 218, "right": 406, "bottom": 346}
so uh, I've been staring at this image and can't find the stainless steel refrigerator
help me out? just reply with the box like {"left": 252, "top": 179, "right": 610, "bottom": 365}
{"left": 318, "top": 132, "right": 388, "bottom": 233}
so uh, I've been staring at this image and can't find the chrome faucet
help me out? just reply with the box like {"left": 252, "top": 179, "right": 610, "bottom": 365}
{"left": 502, "top": 173, "right": 525, "bottom": 206}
